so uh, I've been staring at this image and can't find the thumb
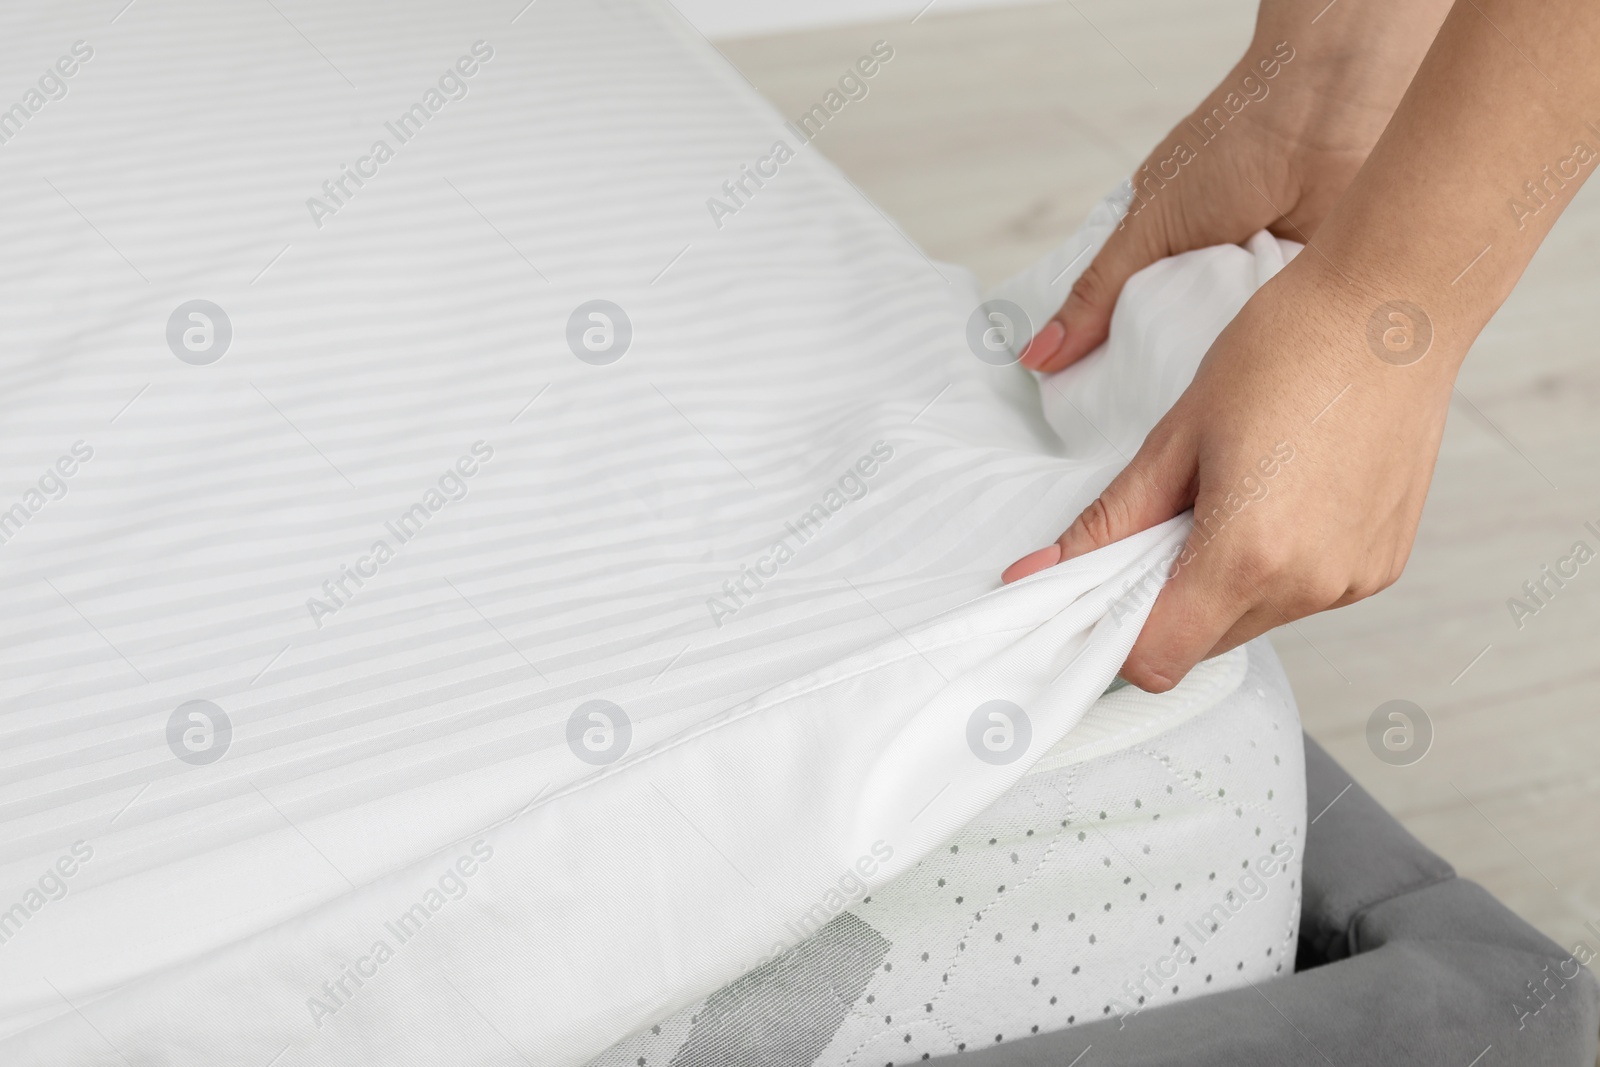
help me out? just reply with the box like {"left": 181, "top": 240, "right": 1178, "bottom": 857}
{"left": 1019, "top": 186, "right": 1176, "bottom": 375}
{"left": 1001, "top": 434, "right": 1194, "bottom": 584}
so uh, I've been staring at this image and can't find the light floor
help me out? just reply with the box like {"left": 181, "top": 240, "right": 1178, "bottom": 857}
{"left": 716, "top": 0, "right": 1600, "bottom": 965}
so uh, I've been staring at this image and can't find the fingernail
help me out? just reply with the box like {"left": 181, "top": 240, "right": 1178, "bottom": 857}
{"left": 1002, "top": 544, "right": 1062, "bottom": 584}
{"left": 1018, "top": 320, "right": 1065, "bottom": 370}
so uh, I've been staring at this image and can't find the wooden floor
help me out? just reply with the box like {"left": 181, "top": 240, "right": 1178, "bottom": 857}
{"left": 717, "top": 0, "right": 1600, "bottom": 959}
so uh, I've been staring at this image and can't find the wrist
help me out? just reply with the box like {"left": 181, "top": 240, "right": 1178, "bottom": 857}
{"left": 1270, "top": 248, "right": 1471, "bottom": 392}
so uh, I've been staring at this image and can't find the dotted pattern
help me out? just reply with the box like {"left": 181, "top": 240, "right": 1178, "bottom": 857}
{"left": 591, "top": 642, "right": 1305, "bottom": 1067}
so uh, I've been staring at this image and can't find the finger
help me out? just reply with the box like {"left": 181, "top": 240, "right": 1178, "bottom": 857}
{"left": 1019, "top": 192, "right": 1173, "bottom": 374}
{"left": 1202, "top": 601, "right": 1283, "bottom": 661}
{"left": 1000, "top": 544, "right": 1063, "bottom": 585}
{"left": 1208, "top": 544, "right": 1401, "bottom": 657}
{"left": 1055, "top": 438, "right": 1194, "bottom": 564}
{"left": 1120, "top": 525, "right": 1255, "bottom": 693}
{"left": 1002, "top": 432, "right": 1194, "bottom": 584}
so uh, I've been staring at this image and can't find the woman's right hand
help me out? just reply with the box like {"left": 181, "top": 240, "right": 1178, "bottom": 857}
{"left": 1020, "top": 0, "right": 1453, "bottom": 373}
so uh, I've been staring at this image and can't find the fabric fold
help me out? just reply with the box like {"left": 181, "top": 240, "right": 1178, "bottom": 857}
{"left": 0, "top": 0, "right": 1306, "bottom": 1062}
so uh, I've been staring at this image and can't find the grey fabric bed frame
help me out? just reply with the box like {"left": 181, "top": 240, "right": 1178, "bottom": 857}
{"left": 931, "top": 736, "right": 1600, "bottom": 1067}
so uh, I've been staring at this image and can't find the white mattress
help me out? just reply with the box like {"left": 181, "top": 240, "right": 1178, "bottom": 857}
{"left": 587, "top": 640, "right": 1305, "bottom": 1065}
{"left": 0, "top": 1, "right": 1303, "bottom": 1063}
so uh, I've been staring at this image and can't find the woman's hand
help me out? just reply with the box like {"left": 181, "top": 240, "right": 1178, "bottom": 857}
{"left": 1019, "top": 0, "right": 1453, "bottom": 374}
{"left": 998, "top": 0, "right": 1600, "bottom": 694}
{"left": 1005, "top": 257, "right": 1457, "bottom": 692}
{"left": 1004, "top": 0, "right": 1600, "bottom": 692}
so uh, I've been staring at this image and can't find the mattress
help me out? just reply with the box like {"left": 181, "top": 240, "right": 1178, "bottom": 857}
{"left": 0, "top": 1, "right": 1303, "bottom": 1063}
{"left": 587, "top": 639, "right": 1304, "bottom": 1066}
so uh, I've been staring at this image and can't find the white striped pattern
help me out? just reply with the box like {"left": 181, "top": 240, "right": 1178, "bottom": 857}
{"left": 0, "top": 1, "right": 1301, "bottom": 1063}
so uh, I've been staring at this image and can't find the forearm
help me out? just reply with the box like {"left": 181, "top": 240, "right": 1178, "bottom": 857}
{"left": 1293, "top": 0, "right": 1600, "bottom": 375}
{"left": 1111, "top": 0, "right": 1455, "bottom": 273}
{"left": 1242, "top": 0, "right": 1455, "bottom": 156}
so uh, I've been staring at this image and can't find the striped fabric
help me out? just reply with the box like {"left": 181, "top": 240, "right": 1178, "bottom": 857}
{"left": 0, "top": 1, "right": 1301, "bottom": 1064}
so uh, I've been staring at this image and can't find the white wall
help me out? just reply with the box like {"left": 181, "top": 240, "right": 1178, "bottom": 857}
{"left": 675, "top": 0, "right": 1030, "bottom": 40}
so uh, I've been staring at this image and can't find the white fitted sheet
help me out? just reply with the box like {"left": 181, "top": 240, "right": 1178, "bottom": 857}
{"left": 585, "top": 639, "right": 1305, "bottom": 1066}
{"left": 0, "top": 1, "right": 1302, "bottom": 1063}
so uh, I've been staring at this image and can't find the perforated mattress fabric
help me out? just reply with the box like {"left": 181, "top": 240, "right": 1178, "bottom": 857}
{"left": 0, "top": 1, "right": 1304, "bottom": 1064}
{"left": 588, "top": 639, "right": 1304, "bottom": 1066}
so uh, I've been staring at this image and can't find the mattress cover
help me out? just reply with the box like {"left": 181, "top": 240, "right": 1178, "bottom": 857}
{"left": 0, "top": 1, "right": 1299, "bottom": 1063}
